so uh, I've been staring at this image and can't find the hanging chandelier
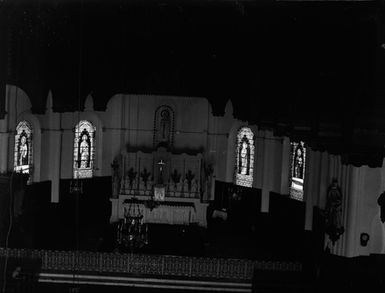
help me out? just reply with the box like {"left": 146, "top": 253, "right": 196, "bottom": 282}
{"left": 117, "top": 198, "right": 148, "bottom": 252}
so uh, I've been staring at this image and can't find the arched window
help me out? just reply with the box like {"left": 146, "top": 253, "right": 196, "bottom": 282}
{"left": 153, "top": 105, "right": 175, "bottom": 148}
{"left": 73, "top": 120, "right": 95, "bottom": 179}
{"left": 14, "top": 121, "right": 33, "bottom": 174}
{"left": 290, "top": 141, "right": 306, "bottom": 200}
{"left": 235, "top": 127, "right": 254, "bottom": 187}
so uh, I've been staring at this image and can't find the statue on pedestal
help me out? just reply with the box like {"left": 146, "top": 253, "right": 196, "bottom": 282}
{"left": 18, "top": 133, "right": 29, "bottom": 166}
{"left": 377, "top": 191, "right": 385, "bottom": 223}
{"left": 325, "top": 178, "right": 344, "bottom": 246}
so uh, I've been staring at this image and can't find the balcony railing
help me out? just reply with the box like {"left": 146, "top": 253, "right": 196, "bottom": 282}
{"left": 0, "top": 248, "right": 302, "bottom": 281}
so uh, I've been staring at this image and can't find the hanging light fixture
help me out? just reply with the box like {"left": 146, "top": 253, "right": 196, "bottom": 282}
{"left": 117, "top": 197, "right": 148, "bottom": 252}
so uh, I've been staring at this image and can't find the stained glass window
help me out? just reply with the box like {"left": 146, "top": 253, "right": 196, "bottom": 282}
{"left": 153, "top": 105, "right": 175, "bottom": 148}
{"left": 73, "top": 120, "right": 95, "bottom": 179}
{"left": 235, "top": 127, "right": 254, "bottom": 187}
{"left": 14, "top": 121, "right": 33, "bottom": 174}
{"left": 290, "top": 141, "right": 306, "bottom": 201}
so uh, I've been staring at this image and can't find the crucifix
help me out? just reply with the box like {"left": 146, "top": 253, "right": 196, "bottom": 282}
{"left": 157, "top": 159, "right": 166, "bottom": 184}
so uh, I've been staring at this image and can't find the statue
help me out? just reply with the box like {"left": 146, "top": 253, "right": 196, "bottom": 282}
{"left": 377, "top": 191, "right": 385, "bottom": 223}
{"left": 18, "top": 134, "right": 28, "bottom": 166}
{"left": 160, "top": 110, "right": 170, "bottom": 142}
{"left": 154, "top": 106, "right": 174, "bottom": 148}
{"left": 240, "top": 142, "right": 248, "bottom": 174}
{"left": 78, "top": 133, "right": 90, "bottom": 168}
{"left": 325, "top": 178, "right": 344, "bottom": 246}
{"left": 238, "top": 137, "right": 250, "bottom": 175}
{"left": 293, "top": 145, "right": 304, "bottom": 179}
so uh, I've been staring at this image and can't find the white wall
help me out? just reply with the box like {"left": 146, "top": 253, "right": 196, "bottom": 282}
{"left": 1, "top": 87, "right": 220, "bottom": 201}
{"left": 360, "top": 167, "right": 383, "bottom": 255}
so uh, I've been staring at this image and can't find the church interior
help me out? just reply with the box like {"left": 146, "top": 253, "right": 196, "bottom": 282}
{"left": 2, "top": 0, "right": 385, "bottom": 292}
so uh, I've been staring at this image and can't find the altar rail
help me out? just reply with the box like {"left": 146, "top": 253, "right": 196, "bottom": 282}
{"left": 0, "top": 248, "right": 302, "bottom": 281}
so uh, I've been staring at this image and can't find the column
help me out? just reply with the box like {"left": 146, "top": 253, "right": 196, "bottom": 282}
{"left": 279, "top": 137, "right": 290, "bottom": 195}
{"left": 47, "top": 112, "right": 61, "bottom": 203}
{"left": 339, "top": 166, "right": 361, "bottom": 257}
{"left": 261, "top": 131, "right": 273, "bottom": 212}
{"left": 304, "top": 149, "right": 317, "bottom": 231}
{"left": 0, "top": 117, "right": 9, "bottom": 173}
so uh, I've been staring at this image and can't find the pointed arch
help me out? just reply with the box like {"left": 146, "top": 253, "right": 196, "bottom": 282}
{"left": 73, "top": 120, "right": 96, "bottom": 178}
{"left": 14, "top": 120, "right": 33, "bottom": 175}
{"left": 235, "top": 127, "right": 255, "bottom": 187}
{"left": 289, "top": 141, "right": 306, "bottom": 200}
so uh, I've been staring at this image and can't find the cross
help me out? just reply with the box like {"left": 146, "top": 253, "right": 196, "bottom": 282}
{"left": 157, "top": 159, "right": 165, "bottom": 172}
{"left": 157, "top": 159, "right": 166, "bottom": 184}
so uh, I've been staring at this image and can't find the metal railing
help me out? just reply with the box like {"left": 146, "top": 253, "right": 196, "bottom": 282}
{"left": 0, "top": 248, "right": 302, "bottom": 281}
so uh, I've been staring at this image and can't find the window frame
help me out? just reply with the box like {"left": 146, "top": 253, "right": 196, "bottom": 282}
{"left": 234, "top": 127, "right": 255, "bottom": 188}
{"left": 73, "top": 120, "right": 96, "bottom": 179}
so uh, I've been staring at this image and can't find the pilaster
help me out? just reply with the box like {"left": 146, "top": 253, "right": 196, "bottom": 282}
{"left": 261, "top": 130, "right": 273, "bottom": 212}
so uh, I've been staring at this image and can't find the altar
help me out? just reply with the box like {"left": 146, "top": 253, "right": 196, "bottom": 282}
{"left": 110, "top": 147, "right": 212, "bottom": 227}
{"left": 118, "top": 196, "right": 197, "bottom": 225}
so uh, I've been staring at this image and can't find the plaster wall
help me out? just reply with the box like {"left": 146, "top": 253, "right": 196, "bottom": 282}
{"left": 352, "top": 165, "right": 385, "bottom": 256}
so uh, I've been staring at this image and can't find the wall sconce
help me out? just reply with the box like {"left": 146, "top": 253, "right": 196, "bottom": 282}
{"left": 360, "top": 233, "right": 369, "bottom": 247}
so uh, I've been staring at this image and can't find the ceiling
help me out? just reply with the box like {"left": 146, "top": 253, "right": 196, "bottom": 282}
{"left": 1, "top": 0, "right": 385, "bottom": 166}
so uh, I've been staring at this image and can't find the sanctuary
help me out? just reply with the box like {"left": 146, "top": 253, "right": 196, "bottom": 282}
{"left": 1, "top": 84, "right": 385, "bottom": 259}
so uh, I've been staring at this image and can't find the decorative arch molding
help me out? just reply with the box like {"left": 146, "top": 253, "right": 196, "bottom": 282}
{"left": 6, "top": 85, "right": 33, "bottom": 117}
{"left": 72, "top": 112, "right": 103, "bottom": 178}
{"left": 105, "top": 93, "right": 122, "bottom": 112}
{"left": 153, "top": 104, "right": 175, "bottom": 149}
{"left": 14, "top": 112, "right": 42, "bottom": 183}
